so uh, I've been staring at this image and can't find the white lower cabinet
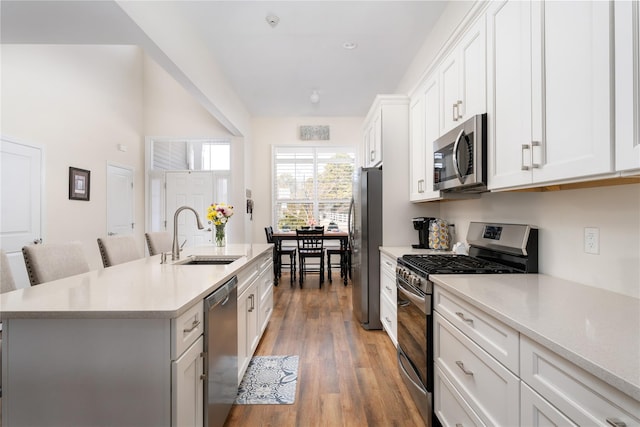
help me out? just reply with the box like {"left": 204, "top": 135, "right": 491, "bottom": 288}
{"left": 434, "top": 363, "right": 486, "bottom": 427}
{"left": 237, "top": 253, "right": 273, "bottom": 382}
{"left": 379, "top": 252, "right": 397, "bottom": 346}
{"left": 520, "top": 336, "right": 640, "bottom": 426}
{"left": 434, "top": 311, "right": 520, "bottom": 426}
{"left": 520, "top": 381, "right": 576, "bottom": 427}
{"left": 172, "top": 336, "right": 204, "bottom": 427}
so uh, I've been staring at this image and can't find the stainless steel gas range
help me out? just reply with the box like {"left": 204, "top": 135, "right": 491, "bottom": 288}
{"left": 395, "top": 222, "right": 538, "bottom": 426}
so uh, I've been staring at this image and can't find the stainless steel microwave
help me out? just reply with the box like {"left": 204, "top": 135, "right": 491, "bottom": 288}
{"left": 433, "top": 113, "right": 487, "bottom": 192}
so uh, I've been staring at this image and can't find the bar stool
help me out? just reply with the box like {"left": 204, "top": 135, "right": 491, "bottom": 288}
{"left": 22, "top": 241, "right": 91, "bottom": 286}
{"left": 97, "top": 235, "right": 141, "bottom": 267}
{"left": 145, "top": 231, "right": 172, "bottom": 256}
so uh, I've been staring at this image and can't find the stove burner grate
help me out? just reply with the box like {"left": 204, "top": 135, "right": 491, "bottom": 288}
{"left": 401, "top": 254, "right": 519, "bottom": 275}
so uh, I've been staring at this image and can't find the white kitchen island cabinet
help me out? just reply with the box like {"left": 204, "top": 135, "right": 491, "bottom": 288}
{"left": 0, "top": 243, "right": 273, "bottom": 427}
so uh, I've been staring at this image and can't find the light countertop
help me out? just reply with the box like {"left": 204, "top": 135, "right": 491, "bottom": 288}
{"left": 431, "top": 274, "right": 640, "bottom": 402}
{"left": 379, "top": 246, "right": 452, "bottom": 258}
{"left": 0, "top": 243, "right": 272, "bottom": 319}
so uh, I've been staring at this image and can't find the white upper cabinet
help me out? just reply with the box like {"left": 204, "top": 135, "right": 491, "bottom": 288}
{"left": 410, "top": 74, "right": 443, "bottom": 202}
{"left": 409, "top": 91, "right": 426, "bottom": 200}
{"left": 364, "top": 110, "right": 383, "bottom": 167}
{"left": 535, "top": 0, "right": 613, "bottom": 182}
{"left": 487, "top": 0, "right": 534, "bottom": 189}
{"left": 615, "top": 0, "right": 640, "bottom": 173}
{"left": 488, "top": 0, "right": 614, "bottom": 190}
{"left": 439, "top": 16, "right": 486, "bottom": 135}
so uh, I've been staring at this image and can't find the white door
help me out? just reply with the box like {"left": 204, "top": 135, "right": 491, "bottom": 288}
{"left": 0, "top": 138, "right": 42, "bottom": 288}
{"left": 106, "top": 163, "right": 134, "bottom": 236}
{"left": 166, "top": 171, "right": 213, "bottom": 247}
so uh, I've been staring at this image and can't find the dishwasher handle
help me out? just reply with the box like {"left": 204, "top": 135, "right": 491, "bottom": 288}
{"left": 205, "top": 275, "right": 238, "bottom": 311}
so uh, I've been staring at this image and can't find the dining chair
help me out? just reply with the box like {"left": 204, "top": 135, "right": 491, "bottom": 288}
{"left": 97, "top": 235, "right": 141, "bottom": 267}
{"left": 22, "top": 241, "right": 91, "bottom": 286}
{"left": 296, "top": 227, "right": 325, "bottom": 288}
{"left": 326, "top": 236, "right": 349, "bottom": 286}
{"left": 265, "top": 226, "right": 296, "bottom": 285}
{"left": 145, "top": 231, "right": 172, "bottom": 256}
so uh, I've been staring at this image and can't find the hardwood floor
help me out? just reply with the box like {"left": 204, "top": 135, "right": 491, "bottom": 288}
{"left": 225, "top": 272, "right": 426, "bottom": 427}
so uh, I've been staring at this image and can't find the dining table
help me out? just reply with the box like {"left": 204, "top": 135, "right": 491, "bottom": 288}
{"left": 271, "top": 230, "right": 349, "bottom": 285}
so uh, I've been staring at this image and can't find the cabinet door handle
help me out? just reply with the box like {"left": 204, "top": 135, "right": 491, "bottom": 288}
{"left": 418, "top": 179, "right": 425, "bottom": 193}
{"left": 248, "top": 294, "right": 255, "bottom": 312}
{"left": 183, "top": 318, "right": 200, "bottom": 333}
{"left": 385, "top": 316, "right": 392, "bottom": 325}
{"left": 452, "top": 103, "right": 459, "bottom": 122}
{"left": 370, "top": 150, "right": 376, "bottom": 162}
{"left": 606, "top": 418, "right": 627, "bottom": 427}
{"left": 456, "top": 361, "right": 474, "bottom": 376}
{"left": 521, "top": 144, "right": 531, "bottom": 171}
{"left": 456, "top": 100, "right": 463, "bottom": 120}
{"left": 531, "top": 140, "right": 542, "bottom": 169}
{"left": 455, "top": 311, "right": 474, "bottom": 325}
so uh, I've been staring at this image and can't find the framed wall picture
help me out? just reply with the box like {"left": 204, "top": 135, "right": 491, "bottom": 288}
{"left": 69, "top": 167, "right": 91, "bottom": 201}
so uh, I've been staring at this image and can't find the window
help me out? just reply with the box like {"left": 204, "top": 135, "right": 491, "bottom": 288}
{"left": 273, "top": 146, "right": 355, "bottom": 231}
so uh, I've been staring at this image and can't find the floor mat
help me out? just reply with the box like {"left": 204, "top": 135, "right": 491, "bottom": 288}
{"left": 235, "top": 355, "right": 299, "bottom": 405}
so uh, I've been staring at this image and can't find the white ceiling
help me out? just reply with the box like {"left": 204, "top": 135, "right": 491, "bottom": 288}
{"left": 1, "top": 1, "right": 449, "bottom": 117}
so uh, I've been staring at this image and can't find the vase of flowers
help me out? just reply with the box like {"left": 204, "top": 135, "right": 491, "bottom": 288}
{"left": 207, "top": 203, "right": 234, "bottom": 247}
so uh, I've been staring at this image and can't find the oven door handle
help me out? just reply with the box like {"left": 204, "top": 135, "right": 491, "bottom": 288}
{"left": 397, "top": 281, "right": 428, "bottom": 315}
{"left": 398, "top": 349, "right": 427, "bottom": 394}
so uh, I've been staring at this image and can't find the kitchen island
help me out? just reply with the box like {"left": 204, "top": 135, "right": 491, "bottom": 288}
{"left": 0, "top": 243, "right": 272, "bottom": 427}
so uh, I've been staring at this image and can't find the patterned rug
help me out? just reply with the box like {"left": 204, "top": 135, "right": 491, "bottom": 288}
{"left": 235, "top": 355, "right": 299, "bottom": 405}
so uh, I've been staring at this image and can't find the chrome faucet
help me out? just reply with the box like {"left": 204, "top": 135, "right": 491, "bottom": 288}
{"left": 172, "top": 206, "right": 205, "bottom": 261}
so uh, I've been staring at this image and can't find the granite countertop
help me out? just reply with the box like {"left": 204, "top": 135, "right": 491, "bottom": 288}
{"left": 0, "top": 243, "right": 272, "bottom": 319}
{"left": 431, "top": 274, "right": 640, "bottom": 402}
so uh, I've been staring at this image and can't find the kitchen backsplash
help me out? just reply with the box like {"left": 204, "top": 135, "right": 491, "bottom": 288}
{"left": 430, "top": 183, "right": 640, "bottom": 299}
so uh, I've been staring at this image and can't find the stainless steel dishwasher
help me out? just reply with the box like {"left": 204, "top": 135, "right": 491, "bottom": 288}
{"left": 204, "top": 275, "right": 238, "bottom": 427}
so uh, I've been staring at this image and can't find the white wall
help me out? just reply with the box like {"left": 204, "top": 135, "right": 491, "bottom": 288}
{"left": 2, "top": 45, "right": 145, "bottom": 271}
{"left": 250, "top": 117, "right": 363, "bottom": 242}
{"left": 142, "top": 55, "right": 248, "bottom": 243}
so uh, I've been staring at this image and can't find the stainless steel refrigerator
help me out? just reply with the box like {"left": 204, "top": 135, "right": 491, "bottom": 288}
{"left": 348, "top": 166, "right": 383, "bottom": 330}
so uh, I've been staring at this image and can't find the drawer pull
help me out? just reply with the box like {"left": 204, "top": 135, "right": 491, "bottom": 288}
{"left": 606, "top": 418, "right": 626, "bottom": 427}
{"left": 455, "top": 311, "right": 474, "bottom": 325}
{"left": 183, "top": 319, "right": 200, "bottom": 333}
{"left": 385, "top": 316, "right": 392, "bottom": 324}
{"left": 456, "top": 361, "right": 474, "bottom": 376}
{"left": 385, "top": 285, "right": 392, "bottom": 291}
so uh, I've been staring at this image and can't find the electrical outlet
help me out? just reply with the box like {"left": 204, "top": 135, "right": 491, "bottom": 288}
{"left": 584, "top": 227, "right": 600, "bottom": 255}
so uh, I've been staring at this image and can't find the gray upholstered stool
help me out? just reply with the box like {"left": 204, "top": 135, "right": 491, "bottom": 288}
{"left": 22, "top": 241, "right": 90, "bottom": 286}
{"left": 145, "top": 231, "right": 172, "bottom": 256}
{"left": 97, "top": 235, "right": 141, "bottom": 267}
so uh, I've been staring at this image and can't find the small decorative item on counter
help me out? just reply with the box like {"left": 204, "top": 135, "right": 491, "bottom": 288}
{"left": 428, "top": 218, "right": 451, "bottom": 250}
{"left": 207, "top": 203, "right": 234, "bottom": 247}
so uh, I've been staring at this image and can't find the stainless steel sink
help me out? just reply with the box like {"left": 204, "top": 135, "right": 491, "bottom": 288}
{"left": 175, "top": 255, "right": 242, "bottom": 265}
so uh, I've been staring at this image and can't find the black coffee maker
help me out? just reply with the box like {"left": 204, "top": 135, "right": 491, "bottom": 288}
{"left": 412, "top": 217, "right": 435, "bottom": 249}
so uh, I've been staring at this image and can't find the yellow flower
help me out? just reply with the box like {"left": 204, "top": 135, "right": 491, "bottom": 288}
{"left": 207, "top": 203, "right": 234, "bottom": 226}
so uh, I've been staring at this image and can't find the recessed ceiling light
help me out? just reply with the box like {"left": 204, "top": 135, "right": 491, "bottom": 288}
{"left": 343, "top": 42, "right": 358, "bottom": 50}
{"left": 266, "top": 15, "right": 280, "bottom": 28}
{"left": 310, "top": 90, "right": 320, "bottom": 104}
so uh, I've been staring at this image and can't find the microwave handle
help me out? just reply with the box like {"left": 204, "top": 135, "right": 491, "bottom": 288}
{"left": 452, "top": 128, "right": 465, "bottom": 184}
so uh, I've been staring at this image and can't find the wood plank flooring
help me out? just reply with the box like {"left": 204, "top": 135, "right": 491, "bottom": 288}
{"left": 225, "top": 272, "right": 425, "bottom": 427}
